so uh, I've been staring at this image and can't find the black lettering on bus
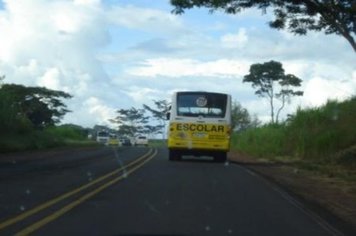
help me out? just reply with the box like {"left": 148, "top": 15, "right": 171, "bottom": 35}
{"left": 218, "top": 126, "right": 224, "bottom": 132}
{"left": 176, "top": 124, "right": 225, "bottom": 133}
{"left": 197, "top": 125, "right": 204, "bottom": 131}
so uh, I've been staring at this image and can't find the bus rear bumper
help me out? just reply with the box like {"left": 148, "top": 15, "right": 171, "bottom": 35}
{"left": 168, "top": 148, "right": 228, "bottom": 162}
{"left": 167, "top": 140, "right": 230, "bottom": 152}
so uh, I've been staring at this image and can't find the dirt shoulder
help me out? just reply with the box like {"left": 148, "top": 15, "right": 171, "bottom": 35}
{"left": 228, "top": 151, "right": 356, "bottom": 235}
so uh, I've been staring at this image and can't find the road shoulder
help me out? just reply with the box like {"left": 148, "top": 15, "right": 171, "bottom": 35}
{"left": 228, "top": 151, "right": 356, "bottom": 236}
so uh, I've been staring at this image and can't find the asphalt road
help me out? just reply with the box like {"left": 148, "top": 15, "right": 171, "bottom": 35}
{"left": 0, "top": 146, "right": 345, "bottom": 235}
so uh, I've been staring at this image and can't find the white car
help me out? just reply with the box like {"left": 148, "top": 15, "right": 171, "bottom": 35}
{"left": 134, "top": 136, "right": 148, "bottom": 146}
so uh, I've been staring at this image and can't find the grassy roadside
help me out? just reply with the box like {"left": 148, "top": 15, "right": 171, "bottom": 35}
{"left": 148, "top": 139, "right": 167, "bottom": 148}
{"left": 231, "top": 97, "right": 356, "bottom": 181}
{"left": 0, "top": 125, "right": 98, "bottom": 153}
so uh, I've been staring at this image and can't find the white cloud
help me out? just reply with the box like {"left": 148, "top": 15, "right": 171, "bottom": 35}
{"left": 0, "top": 0, "right": 114, "bottom": 126}
{"left": 123, "top": 86, "right": 162, "bottom": 104}
{"left": 17, "top": 59, "right": 40, "bottom": 77}
{"left": 127, "top": 58, "right": 251, "bottom": 78}
{"left": 107, "top": 5, "right": 183, "bottom": 34}
{"left": 63, "top": 96, "right": 116, "bottom": 127}
{"left": 37, "top": 67, "right": 61, "bottom": 90}
{"left": 74, "top": 0, "right": 101, "bottom": 5}
{"left": 0, "top": 0, "right": 108, "bottom": 76}
{"left": 303, "top": 76, "right": 356, "bottom": 107}
{"left": 220, "top": 28, "right": 248, "bottom": 48}
{"left": 85, "top": 97, "right": 115, "bottom": 119}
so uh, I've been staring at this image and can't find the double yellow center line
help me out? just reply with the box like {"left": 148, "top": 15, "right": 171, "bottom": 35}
{"left": 0, "top": 148, "right": 157, "bottom": 235}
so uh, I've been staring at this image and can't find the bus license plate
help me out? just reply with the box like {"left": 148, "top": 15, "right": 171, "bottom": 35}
{"left": 193, "top": 133, "right": 206, "bottom": 138}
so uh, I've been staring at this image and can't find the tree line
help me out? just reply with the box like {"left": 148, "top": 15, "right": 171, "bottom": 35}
{"left": 0, "top": 76, "right": 89, "bottom": 152}
{"left": 1, "top": 58, "right": 303, "bottom": 145}
{"left": 0, "top": 75, "right": 72, "bottom": 133}
{"left": 109, "top": 99, "right": 260, "bottom": 138}
{"left": 171, "top": 0, "right": 356, "bottom": 52}
{"left": 109, "top": 100, "right": 170, "bottom": 138}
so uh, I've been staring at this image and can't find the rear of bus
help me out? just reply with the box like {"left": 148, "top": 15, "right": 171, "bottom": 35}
{"left": 96, "top": 131, "right": 109, "bottom": 144}
{"left": 167, "top": 91, "right": 231, "bottom": 162}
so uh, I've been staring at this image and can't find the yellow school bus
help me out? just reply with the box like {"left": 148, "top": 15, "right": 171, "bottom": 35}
{"left": 167, "top": 91, "right": 232, "bottom": 162}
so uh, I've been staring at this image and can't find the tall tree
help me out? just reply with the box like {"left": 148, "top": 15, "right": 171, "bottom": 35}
{"left": 142, "top": 124, "right": 165, "bottom": 138}
{"left": 171, "top": 0, "right": 356, "bottom": 52}
{"left": 143, "top": 100, "right": 171, "bottom": 139}
{"left": 250, "top": 114, "right": 262, "bottom": 128}
{"left": 0, "top": 80, "right": 25, "bottom": 132}
{"left": 231, "top": 101, "right": 251, "bottom": 131}
{"left": 0, "top": 75, "right": 5, "bottom": 88}
{"left": 110, "top": 107, "right": 149, "bottom": 137}
{"left": 243, "top": 60, "right": 303, "bottom": 123}
{"left": 0, "top": 83, "right": 72, "bottom": 129}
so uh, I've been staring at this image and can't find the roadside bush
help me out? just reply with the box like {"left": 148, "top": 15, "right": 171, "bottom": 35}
{"left": 0, "top": 124, "right": 90, "bottom": 153}
{"left": 0, "top": 131, "right": 64, "bottom": 153}
{"left": 232, "top": 97, "right": 356, "bottom": 163}
{"left": 46, "top": 125, "right": 87, "bottom": 141}
{"left": 232, "top": 124, "right": 287, "bottom": 158}
{"left": 0, "top": 89, "right": 33, "bottom": 134}
{"left": 287, "top": 99, "right": 356, "bottom": 160}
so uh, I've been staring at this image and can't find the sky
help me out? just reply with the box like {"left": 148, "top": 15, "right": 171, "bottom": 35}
{"left": 0, "top": 0, "right": 355, "bottom": 128}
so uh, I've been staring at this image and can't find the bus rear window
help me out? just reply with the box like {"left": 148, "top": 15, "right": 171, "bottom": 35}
{"left": 177, "top": 92, "right": 227, "bottom": 118}
{"left": 97, "top": 131, "right": 109, "bottom": 137}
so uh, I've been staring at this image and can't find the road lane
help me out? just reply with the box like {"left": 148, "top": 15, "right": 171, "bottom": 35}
{"left": 32, "top": 148, "right": 340, "bottom": 236}
{"left": 0, "top": 146, "right": 150, "bottom": 234}
{"left": 13, "top": 149, "right": 157, "bottom": 236}
{"left": 0, "top": 146, "right": 149, "bottom": 179}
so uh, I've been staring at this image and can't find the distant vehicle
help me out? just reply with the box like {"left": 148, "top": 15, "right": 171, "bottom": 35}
{"left": 134, "top": 136, "right": 148, "bottom": 146}
{"left": 96, "top": 131, "right": 109, "bottom": 144}
{"left": 166, "top": 91, "right": 232, "bottom": 162}
{"left": 107, "top": 133, "right": 119, "bottom": 146}
{"left": 120, "top": 138, "right": 132, "bottom": 146}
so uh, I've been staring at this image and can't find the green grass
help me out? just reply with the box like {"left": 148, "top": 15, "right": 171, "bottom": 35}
{"left": 0, "top": 130, "right": 64, "bottom": 152}
{"left": 148, "top": 139, "right": 167, "bottom": 147}
{"left": 232, "top": 97, "right": 356, "bottom": 168}
{"left": 286, "top": 99, "right": 356, "bottom": 160}
{"left": 0, "top": 125, "right": 95, "bottom": 153}
{"left": 62, "top": 139, "right": 100, "bottom": 147}
{"left": 232, "top": 124, "right": 288, "bottom": 158}
{"left": 46, "top": 125, "right": 88, "bottom": 141}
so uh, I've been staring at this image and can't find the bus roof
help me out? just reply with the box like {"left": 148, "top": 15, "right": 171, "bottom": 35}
{"left": 174, "top": 91, "right": 230, "bottom": 96}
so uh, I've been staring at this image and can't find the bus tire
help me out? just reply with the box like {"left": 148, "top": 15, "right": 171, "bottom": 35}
{"left": 214, "top": 152, "right": 227, "bottom": 162}
{"left": 169, "top": 150, "right": 181, "bottom": 161}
